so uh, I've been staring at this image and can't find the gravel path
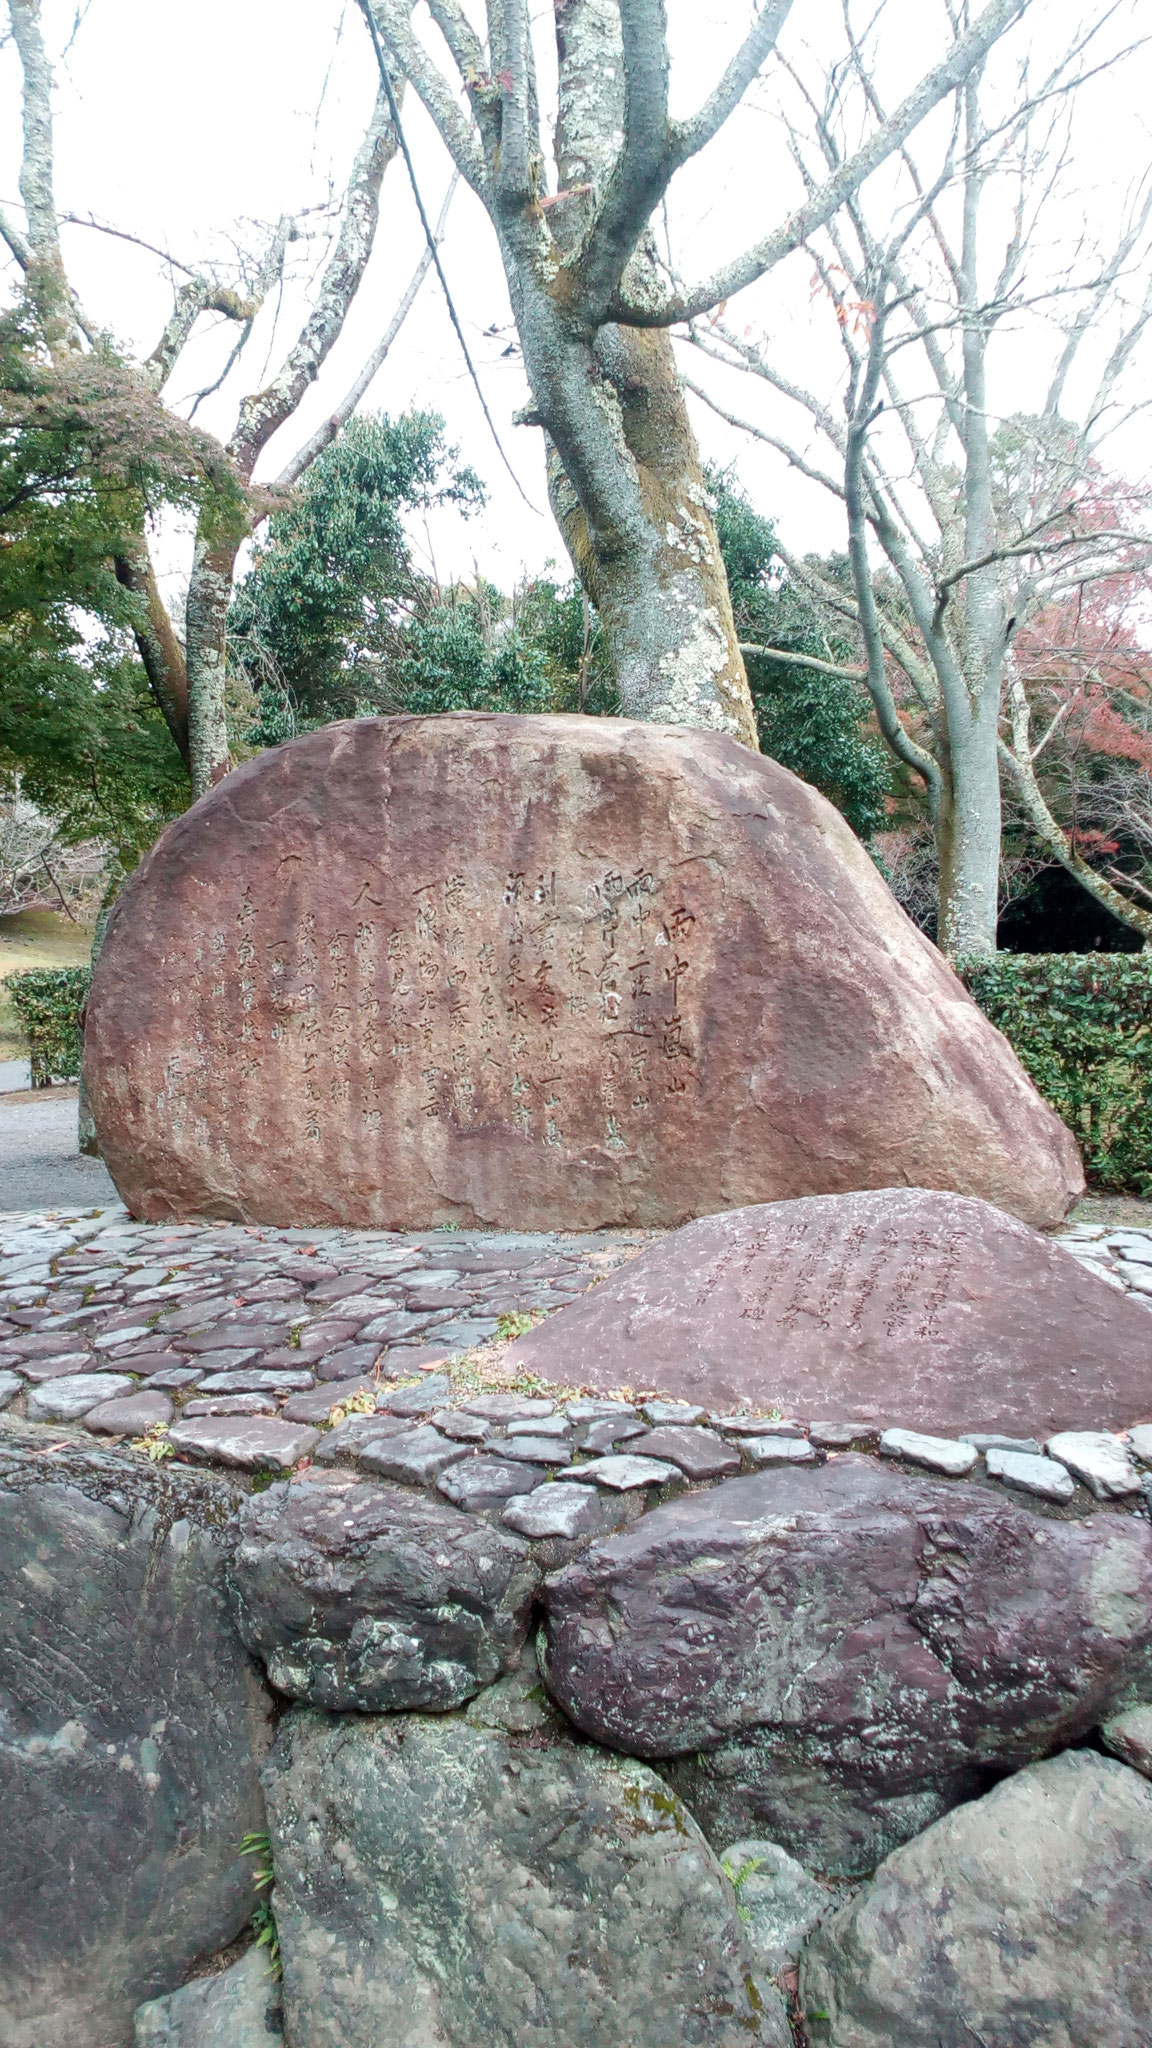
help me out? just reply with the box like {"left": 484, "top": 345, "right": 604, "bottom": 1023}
{"left": 0, "top": 1092, "right": 118, "bottom": 1211}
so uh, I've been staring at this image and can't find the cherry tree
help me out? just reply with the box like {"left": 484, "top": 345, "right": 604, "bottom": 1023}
{"left": 359, "top": 0, "right": 1033, "bottom": 748}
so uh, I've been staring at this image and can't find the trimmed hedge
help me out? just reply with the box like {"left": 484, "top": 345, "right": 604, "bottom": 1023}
{"left": 958, "top": 952, "right": 1152, "bottom": 1196}
{"left": 5, "top": 967, "right": 91, "bottom": 1087}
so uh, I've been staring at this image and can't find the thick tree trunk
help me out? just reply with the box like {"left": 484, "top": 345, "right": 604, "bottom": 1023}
{"left": 544, "top": 324, "right": 756, "bottom": 741}
{"left": 935, "top": 697, "right": 1002, "bottom": 956}
{"left": 184, "top": 530, "right": 239, "bottom": 799}
{"left": 113, "top": 538, "right": 191, "bottom": 768}
{"left": 515, "top": 0, "right": 758, "bottom": 746}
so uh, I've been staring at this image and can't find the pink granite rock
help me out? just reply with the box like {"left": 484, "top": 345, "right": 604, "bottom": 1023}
{"left": 85, "top": 716, "right": 1081, "bottom": 1229}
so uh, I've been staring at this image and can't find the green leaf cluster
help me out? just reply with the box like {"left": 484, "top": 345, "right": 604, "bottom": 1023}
{"left": 5, "top": 965, "right": 90, "bottom": 1084}
{"left": 230, "top": 412, "right": 484, "bottom": 728}
{"left": 711, "top": 473, "right": 894, "bottom": 842}
{"left": 0, "top": 302, "right": 227, "bottom": 861}
{"left": 958, "top": 952, "right": 1152, "bottom": 1193}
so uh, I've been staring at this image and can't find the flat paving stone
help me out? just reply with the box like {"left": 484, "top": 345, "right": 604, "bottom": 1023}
{"left": 313, "top": 1343, "right": 383, "bottom": 1382}
{"left": 568, "top": 1454, "right": 680, "bottom": 1491}
{"left": 378, "top": 1377, "right": 451, "bottom": 1417}
{"left": 565, "top": 1399, "right": 638, "bottom": 1423}
{"left": 281, "top": 1380, "right": 375, "bottom": 1424}
{"left": 313, "top": 1415, "right": 413, "bottom": 1465}
{"left": 198, "top": 1369, "right": 314, "bottom": 1394}
{"left": 142, "top": 1364, "right": 205, "bottom": 1389}
{"left": 745, "top": 1437, "right": 819, "bottom": 1467}
{"left": 1129, "top": 1425, "right": 1152, "bottom": 1463}
{"left": 501, "top": 1483, "right": 610, "bottom": 1540}
{"left": 28, "top": 1373, "right": 136, "bottom": 1420}
{"left": 358, "top": 1425, "right": 471, "bottom": 1486}
{"left": 84, "top": 1391, "right": 173, "bottom": 1434}
{"left": 183, "top": 1392, "right": 279, "bottom": 1416}
{"left": 634, "top": 1425, "right": 741, "bottom": 1480}
{"left": 495, "top": 1437, "right": 573, "bottom": 1467}
{"left": 167, "top": 1416, "right": 319, "bottom": 1470}
{"left": 506, "top": 1414, "right": 572, "bottom": 1439}
{"left": 434, "top": 1411, "right": 494, "bottom": 1443}
{"left": 1045, "top": 1431, "right": 1142, "bottom": 1499}
{"left": 809, "top": 1421, "right": 879, "bottom": 1449}
{"left": 424, "top": 1318, "right": 502, "bottom": 1348}
{"left": 461, "top": 1394, "right": 555, "bottom": 1421}
{"left": 985, "top": 1448, "right": 1077, "bottom": 1502}
{"left": 880, "top": 1428, "right": 978, "bottom": 1477}
{"left": 92, "top": 1323, "right": 155, "bottom": 1350}
{"left": 582, "top": 1417, "right": 647, "bottom": 1453}
{"left": 438, "top": 1456, "right": 547, "bottom": 1509}
{"left": 13, "top": 1354, "right": 92, "bottom": 1381}
{"left": 962, "top": 1433, "right": 1042, "bottom": 1455}
{"left": 172, "top": 1347, "right": 260, "bottom": 1373}
{"left": 713, "top": 1415, "right": 800, "bottom": 1437}
{"left": 0, "top": 1370, "right": 22, "bottom": 1409}
{"left": 641, "top": 1400, "right": 706, "bottom": 1425}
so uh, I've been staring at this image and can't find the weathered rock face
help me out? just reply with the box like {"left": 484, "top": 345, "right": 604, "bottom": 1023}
{"left": 508, "top": 1189, "right": 1152, "bottom": 1433}
{"left": 84, "top": 714, "right": 1080, "bottom": 1230}
{"left": 0, "top": 1443, "right": 274, "bottom": 2048}
{"left": 540, "top": 1458, "right": 1152, "bottom": 1874}
{"left": 228, "top": 1471, "right": 540, "bottom": 1711}
{"left": 801, "top": 1751, "right": 1152, "bottom": 2047}
{"left": 263, "top": 1678, "right": 790, "bottom": 2048}
{"left": 133, "top": 1948, "right": 283, "bottom": 2047}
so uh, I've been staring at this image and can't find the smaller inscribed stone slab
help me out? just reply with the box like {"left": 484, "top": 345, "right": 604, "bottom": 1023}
{"left": 83, "top": 715, "right": 1080, "bottom": 1231}
{"left": 505, "top": 1188, "right": 1152, "bottom": 1435}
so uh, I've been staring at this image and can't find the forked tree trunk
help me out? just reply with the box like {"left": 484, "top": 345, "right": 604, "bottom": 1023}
{"left": 511, "top": 0, "right": 758, "bottom": 746}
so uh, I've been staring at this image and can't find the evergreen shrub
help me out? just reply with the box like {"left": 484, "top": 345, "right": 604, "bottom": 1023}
{"left": 958, "top": 952, "right": 1152, "bottom": 1194}
{"left": 6, "top": 966, "right": 90, "bottom": 1085}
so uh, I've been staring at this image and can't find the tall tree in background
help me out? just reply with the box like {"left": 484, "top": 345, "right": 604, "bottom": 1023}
{"left": 685, "top": 9, "right": 1152, "bottom": 951}
{"left": 1, "top": 0, "right": 449, "bottom": 797}
{"left": 360, "top": 0, "right": 1031, "bottom": 750}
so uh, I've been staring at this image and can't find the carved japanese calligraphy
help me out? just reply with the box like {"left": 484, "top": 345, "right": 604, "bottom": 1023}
{"left": 84, "top": 715, "right": 1081, "bottom": 1228}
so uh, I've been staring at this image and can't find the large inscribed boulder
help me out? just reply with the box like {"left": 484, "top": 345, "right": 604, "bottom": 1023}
{"left": 507, "top": 1188, "right": 1152, "bottom": 1434}
{"left": 84, "top": 715, "right": 1079, "bottom": 1229}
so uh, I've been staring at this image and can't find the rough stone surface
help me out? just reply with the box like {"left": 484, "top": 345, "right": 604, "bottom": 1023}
{"left": 568, "top": 1452, "right": 681, "bottom": 1490}
{"left": 168, "top": 1417, "right": 319, "bottom": 1471}
{"left": 358, "top": 1423, "right": 470, "bottom": 1485}
{"left": 0, "top": 1369, "right": 23, "bottom": 1408}
{"left": 986, "top": 1446, "right": 1077, "bottom": 1501}
{"left": 263, "top": 1688, "right": 789, "bottom": 2047}
{"left": 1101, "top": 1703, "right": 1152, "bottom": 1779}
{"left": 437, "top": 1455, "right": 547, "bottom": 1510}
{"left": 26, "top": 1371, "right": 135, "bottom": 1420}
{"left": 801, "top": 1751, "right": 1152, "bottom": 2047}
{"left": 635, "top": 1425, "right": 742, "bottom": 1478}
{"left": 879, "top": 1428, "right": 977, "bottom": 1476}
{"left": 541, "top": 1458, "right": 1152, "bottom": 1875}
{"left": 1130, "top": 1423, "right": 1152, "bottom": 1463}
{"left": 83, "top": 714, "right": 1079, "bottom": 1230}
{"left": 508, "top": 1190, "right": 1152, "bottom": 1432}
{"left": 84, "top": 1390, "right": 174, "bottom": 1434}
{"left": 133, "top": 1948, "right": 283, "bottom": 2046}
{"left": 0, "top": 1443, "right": 273, "bottom": 2048}
{"left": 719, "top": 1839, "right": 832, "bottom": 1976}
{"left": 1047, "top": 1430, "right": 1143, "bottom": 1498}
{"left": 501, "top": 1482, "right": 612, "bottom": 1540}
{"left": 228, "top": 1473, "right": 539, "bottom": 1710}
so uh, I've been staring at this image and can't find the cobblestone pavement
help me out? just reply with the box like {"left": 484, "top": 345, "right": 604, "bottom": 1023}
{"left": 0, "top": 1202, "right": 1149, "bottom": 1522}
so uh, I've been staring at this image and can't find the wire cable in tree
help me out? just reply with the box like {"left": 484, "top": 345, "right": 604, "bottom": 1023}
{"left": 361, "top": 3, "right": 538, "bottom": 511}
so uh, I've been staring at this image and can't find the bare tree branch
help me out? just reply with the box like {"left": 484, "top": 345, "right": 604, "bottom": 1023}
{"left": 610, "top": 0, "right": 1033, "bottom": 324}
{"left": 363, "top": 0, "right": 487, "bottom": 191}
{"left": 671, "top": 0, "right": 794, "bottom": 163}
{"left": 276, "top": 172, "right": 458, "bottom": 487}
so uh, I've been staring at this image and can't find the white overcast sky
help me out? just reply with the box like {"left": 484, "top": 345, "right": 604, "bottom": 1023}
{"left": 2, "top": 0, "right": 1150, "bottom": 603}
